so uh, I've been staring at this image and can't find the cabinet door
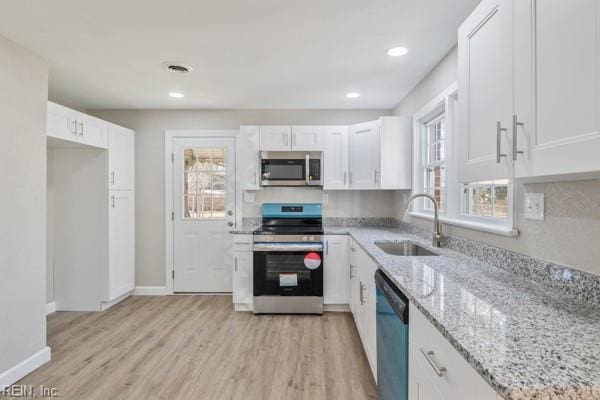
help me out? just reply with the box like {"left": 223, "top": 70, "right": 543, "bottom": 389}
{"left": 349, "top": 242, "right": 359, "bottom": 316}
{"left": 323, "top": 126, "right": 349, "bottom": 189}
{"left": 323, "top": 235, "right": 349, "bottom": 304}
{"left": 109, "top": 124, "right": 135, "bottom": 190}
{"left": 233, "top": 251, "right": 253, "bottom": 304}
{"left": 108, "top": 191, "right": 135, "bottom": 301}
{"left": 76, "top": 113, "right": 108, "bottom": 149}
{"left": 457, "top": 0, "right": 514, "bottom": 183}
{"left": 259, "top": 126, "right": 291, "bottom": 151}
{"left": 513, "top": 0, "right": 600, "bottom": 178}
{"left": 409, "top": 349, "right": 446, "bottom": 400}
{"left": 291, "top": 126, "right": 324, "bottom": 151}
{"left": 349, "top": 120, "right": 380, "bottom": 189}
{"left": 238, "top": 126, "right": 261, "bottom": 190}
{"left": 360, "top": 252, "right": 377, "bottom": 378}
{"left": 47, "top": 101, "right": 78, "bottom": 142}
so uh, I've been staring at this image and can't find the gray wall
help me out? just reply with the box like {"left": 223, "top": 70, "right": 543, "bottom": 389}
{"left": 88, "top": 109, "right": 392, "bottom": 287}
{"left": 392, "top": 47, "right": 600, "bottom": 276}
{"left": 0, "top": 35, "right": 49, "bottom": 375}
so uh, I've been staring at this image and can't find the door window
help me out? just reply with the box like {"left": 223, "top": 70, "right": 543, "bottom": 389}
{"left": 183, "top": 147, "right": 226, "bottom": 219}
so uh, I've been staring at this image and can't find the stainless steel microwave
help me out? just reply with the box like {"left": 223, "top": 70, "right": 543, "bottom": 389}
{"left": 260, "top": 151, "right": 322, "bottom": 187}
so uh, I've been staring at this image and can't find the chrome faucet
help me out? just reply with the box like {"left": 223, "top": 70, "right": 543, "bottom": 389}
{"left": 403, "top": 193, "right": 443, "bottom": 247}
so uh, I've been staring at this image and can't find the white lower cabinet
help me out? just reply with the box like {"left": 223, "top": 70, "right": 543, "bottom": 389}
{"left": 350, "top": 242, "right": 377, "bottom": 380}
{"left": 409, "top": 303, "right": 498, "bottom": 400}
{"left": 107, "top": 190, "right": 135, "bottom": 301}
{"left": 232, "top": 235, "right": 253, "bottom": 309}
{"left": 323, "top": 235, "right": 349, "bottom": 304}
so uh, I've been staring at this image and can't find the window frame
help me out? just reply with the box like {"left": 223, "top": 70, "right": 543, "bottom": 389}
{"left": 409, "top": 82, "right": 518, "bottom": 236}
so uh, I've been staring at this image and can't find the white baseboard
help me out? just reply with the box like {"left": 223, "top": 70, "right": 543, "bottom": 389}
{"left": 324, "top": 304, "right": 351, "bottom": 312}
{"left": 100, "top": 291, "right": 132, "bottom": 311}
{"left": 0, "top": 347, "right": 51, "bottom": 387}
{"left": 132, "top": 286, "right": 168, "bottom": 296}
{"left": 45, "top": 302, "right": 56, "bottom": 316}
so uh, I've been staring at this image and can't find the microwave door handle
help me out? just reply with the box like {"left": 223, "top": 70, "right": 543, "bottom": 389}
{"left": 305, "top": 154, "right": 310, "bottom": 184}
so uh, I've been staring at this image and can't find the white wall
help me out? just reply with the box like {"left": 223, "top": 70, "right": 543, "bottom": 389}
{"left": 392, "top": 46, "right": 600, "bottom": 276}
{"left": 0, "top": 34, "right": 49, "bottom": 381}
{"left": 87, "top": 109, "right": 392, "bottom": 287}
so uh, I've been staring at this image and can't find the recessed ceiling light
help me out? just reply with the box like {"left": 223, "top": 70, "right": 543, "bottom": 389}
{"left": 387, "top": 46, "right": 408, "bottom": 57}
{"left": 346, "top": 92, "right": 360, "bottom": 99}
{"left": 169, "top": 92, "right": 184, "bottom": 98}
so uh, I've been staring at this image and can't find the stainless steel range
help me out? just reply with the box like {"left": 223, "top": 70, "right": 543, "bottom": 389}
{"left": 253, "top": 203, "right": 324, "bottom": 314}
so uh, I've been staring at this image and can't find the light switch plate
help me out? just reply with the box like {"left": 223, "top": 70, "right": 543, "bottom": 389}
{"left": 524, "top": 192, "right": 545, "bottom": 221}
{"left": 243, "top": 191, "right": 255, "bottom": 203}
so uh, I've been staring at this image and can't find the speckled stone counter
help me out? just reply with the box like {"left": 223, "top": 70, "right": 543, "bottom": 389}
{"left": 335, "top": 227, "right": 600, "bottom": 400}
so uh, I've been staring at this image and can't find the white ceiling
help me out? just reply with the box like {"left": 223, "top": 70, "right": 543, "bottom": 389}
{"left": 0, "top": 0, "right": 479, "bottom": 110}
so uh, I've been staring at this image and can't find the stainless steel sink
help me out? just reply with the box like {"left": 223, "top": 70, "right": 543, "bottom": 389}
{"left": 375, "top": 241, "right": 439, "bottom": 256}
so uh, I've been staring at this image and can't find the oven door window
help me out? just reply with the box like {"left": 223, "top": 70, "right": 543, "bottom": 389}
{"left": 254, "top": 251, "right": 323, "bottom": 296}
{"left": 262, "top": 160, "right": 305, "bottom": 181}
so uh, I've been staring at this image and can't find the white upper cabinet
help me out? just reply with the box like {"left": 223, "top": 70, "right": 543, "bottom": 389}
{"left": 457, "top": 0, "right": 514, "bottom": 183}
{"left": 47, "top": 101, "right": 78, "bottom": 142}
{"left": 513, "top": 0, "right": 600, "bottom": 179}
{"left": 238, "top": 126, "right": 261, "bottom": 190}
{"left": 349, "top": 120, "right": 381, "bottom": 189}
{"left": 291, "top": 126, "right": 324, "bottom": 151}
{"left": 47, "top": 101, "right": 108, "bottom": 148}
{"left": 348, "top": 117, "right": 411, "bottom": 190}
{"left": 323, "top": 126, "right": 349, "bottom": 189}
{"left": 259, "top": 126, "right": 292, "bottom": 151}
{"left": 108, "top": 124, "right": 135, "bottom": 190}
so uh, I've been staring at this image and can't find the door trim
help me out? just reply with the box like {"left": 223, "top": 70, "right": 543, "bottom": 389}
{"left": 165, "top": 129, "right": 239, "bottom": 295}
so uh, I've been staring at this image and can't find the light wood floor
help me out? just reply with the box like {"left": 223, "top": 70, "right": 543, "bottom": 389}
{"left": 15, "top": 296, "right": 378, "bottom": 400}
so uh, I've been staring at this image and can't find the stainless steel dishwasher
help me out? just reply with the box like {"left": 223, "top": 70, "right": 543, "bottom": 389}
{"left": 375, "top": 270, "right": 409, "bottom": 400}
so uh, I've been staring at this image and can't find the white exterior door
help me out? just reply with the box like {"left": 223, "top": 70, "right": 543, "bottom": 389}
{"left": 291, "top": 126, "right": 324, "bottom": 151}
{"left": 457, "top": 0, "right": 514, "bottom": 183}
{"left": 513, "top": 0, "right": 600, "bottom": 178}
{"left": 349, "top": 121, "right": 380, "bottom": 189}
{"left": 259, "top": 126, "right": 291, "bottom": 151}
{"left": 173, "top": 137, "right": 236, "bottom": 292}
{"left": 323, "top": 126, "right": 349, "bottom": 189}
{"left": 108, "top": 191, "right": 135, "bottom": 301}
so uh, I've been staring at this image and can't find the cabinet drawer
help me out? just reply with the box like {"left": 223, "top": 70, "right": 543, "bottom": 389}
{"left": 233, "top": 234, "right": 253, "bottom": 251}
{"left": 409, "top": 303, "right": 496, "bottom": 400}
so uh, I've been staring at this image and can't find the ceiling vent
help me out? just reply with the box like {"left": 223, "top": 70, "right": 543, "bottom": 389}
{"left": 161, "top": 62, "right": 193, "bottom": 73}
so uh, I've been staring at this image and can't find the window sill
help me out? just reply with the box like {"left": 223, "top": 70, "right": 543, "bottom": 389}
{"left": 408, "top": 212, "right": 519, "bottom": 237}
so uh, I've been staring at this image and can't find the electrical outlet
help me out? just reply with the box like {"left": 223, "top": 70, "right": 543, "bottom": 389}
{"left": 524, "top": 192, "right": 545, "bottom": 221}
{"left": 243, "top": 191, "right": 255, "bottom": 203}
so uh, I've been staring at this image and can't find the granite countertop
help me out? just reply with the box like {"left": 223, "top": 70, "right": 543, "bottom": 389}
{"left": 336, "top": 227, "right": 600, "bottom": 400}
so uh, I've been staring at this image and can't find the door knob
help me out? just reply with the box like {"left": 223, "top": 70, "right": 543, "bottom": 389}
{"left": 227, "top": 221, "right": 234, "bottom": 227}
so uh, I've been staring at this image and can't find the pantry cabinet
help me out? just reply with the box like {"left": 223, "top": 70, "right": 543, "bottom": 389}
{"left": 108, "top": 190, "right": 135, "bottom": 301}
{"left": 409, "top": 303, "right": 497, "bottom": 400}
{"left": 323, "top": 126, "right": 349, "bottom": 189}
{"left": 323, "top": 235, "right": 349, "bottom": 304}
{"left": 108, "top": 124, "right": 135, "bottom": 190}
{"left": 458, "top": 0, "right": 600, "bottom": 182}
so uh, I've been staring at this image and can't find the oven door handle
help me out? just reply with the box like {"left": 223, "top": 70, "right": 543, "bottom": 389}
{"left": 253, "top": 243, "right": 323, "bottom": 252}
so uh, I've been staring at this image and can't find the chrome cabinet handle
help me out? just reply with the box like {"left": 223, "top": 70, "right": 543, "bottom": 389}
{"left": 305, "top": 154, "right": 310, "bottom": 184}
{"left": 496, "top": 121, "right": 507, "bottom": 163}
{"left": 234, "top": 257, "right": 238, "bottom": 272}
{"left": 325, "top": 240, "right": 329, "bottom": 255}
{"left": 292, "top": 133, "right": 296, "bottom": 147}
{"left": 374, "top": 170, "right": 378, "bottom": 184}
{"left": 420, "top": 348, "right": 447, "bottom": 377}
{"left": 78, "top": 121, "right": 84, "bottom": 137}
{"left": 110, "top": 171, "right": 115, "bottom": 185}
{"left": 111, "top": 195, "right": 116, "bottom": 208}
{"left": 69, "top": 120, "right": 77, "bottom": 135}
{"left": 359, "top": 282, "right": 366, "bottom": 305}
{"left": 343, "top": 172, "right": 347, "bottom": 186}
{"left": 350, "top": 264, "right": 355, "bottom": 279}
{"left": 512, "top": 115, "right": 524, "bottom": 161}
